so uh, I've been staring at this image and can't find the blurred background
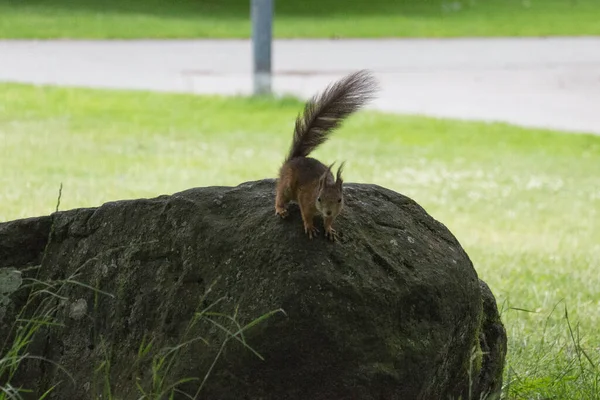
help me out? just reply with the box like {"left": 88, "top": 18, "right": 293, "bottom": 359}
{"left": 0, "top": 1, "right": 599, "bottom": 398}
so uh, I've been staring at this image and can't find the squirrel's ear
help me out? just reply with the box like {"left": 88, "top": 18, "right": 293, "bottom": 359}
{"left": 318, "top": 171, "right": 327, "bottom": 189}
{"left": 336, "top": 161, "right": 346, "bottom": 187}
{"left": 327, "top": 161, "right": 336, "bottom": 173}
{"left": 320, "top": 162, "right": 335, "bottom": 189}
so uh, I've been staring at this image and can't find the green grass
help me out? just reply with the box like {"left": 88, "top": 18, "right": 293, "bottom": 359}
{"left": 0, "top": 264, "right": 283, "bottom": 399}
{"left": 0, "top": 0, "right": 599, "bottom": 39}
{"left": 1, "top": 83, "right": 600, "bottom": 398}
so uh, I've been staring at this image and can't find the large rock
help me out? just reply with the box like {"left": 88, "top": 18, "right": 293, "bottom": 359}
{"left": 0, "top": 179, "right": 506, "bottom": 400}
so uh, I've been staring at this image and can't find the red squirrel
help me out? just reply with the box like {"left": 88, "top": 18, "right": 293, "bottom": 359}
{"left": 274, "top": 70, "right": 378, "bottom": 241}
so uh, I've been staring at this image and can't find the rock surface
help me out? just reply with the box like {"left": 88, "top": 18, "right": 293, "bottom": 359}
{"left": 0, "top": 179, "right": 506, "bottom": 400}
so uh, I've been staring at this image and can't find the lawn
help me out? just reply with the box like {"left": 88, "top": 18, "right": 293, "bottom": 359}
{"left": 0, "top": 0, "right": 599, "bottom": 39}
{"left": 1, "top": 83, "right": 600, "bottom": 398}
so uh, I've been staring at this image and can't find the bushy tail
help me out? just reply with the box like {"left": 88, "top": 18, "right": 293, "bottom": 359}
{"left": 285, "top": 69, "right": 379, "bottom": 162}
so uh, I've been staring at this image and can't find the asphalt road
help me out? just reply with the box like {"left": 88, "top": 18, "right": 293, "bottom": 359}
{"left": 1, "top": 38, "right": 599, "bottom": 134}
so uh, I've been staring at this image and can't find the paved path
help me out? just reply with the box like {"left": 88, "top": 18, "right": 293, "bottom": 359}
{"left": 1, "top": 38, "right": 599, "bottom": 134}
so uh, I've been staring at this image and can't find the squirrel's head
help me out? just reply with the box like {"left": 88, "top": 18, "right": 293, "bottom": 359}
{"left": 316, "top": 161, "right": 345, "bottom": 218}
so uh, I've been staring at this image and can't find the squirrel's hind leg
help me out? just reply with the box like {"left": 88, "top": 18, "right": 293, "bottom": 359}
{"left": 275, "top": 181, "right": 291, "bottom": 218}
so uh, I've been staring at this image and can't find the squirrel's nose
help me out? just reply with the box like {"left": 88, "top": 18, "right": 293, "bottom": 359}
{"left": 326, "top": 211, "right": 332, "bottom": 216}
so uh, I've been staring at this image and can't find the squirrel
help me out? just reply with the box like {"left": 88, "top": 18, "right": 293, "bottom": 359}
{"left": 274, "top": 70, "right": 378, "bottom": 241}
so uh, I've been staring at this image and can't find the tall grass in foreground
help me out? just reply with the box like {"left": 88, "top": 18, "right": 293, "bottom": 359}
{"left": 4, "top": 267, "right": 599, "bottom": 399}
{"left": 1, "top": 264, "right": 82, "bottom": 399}
{"left": 501, "top": 301, "right": 600, "bottom": 399}
{"left": 0, "top": 263, "right": 283, "bottom": 399}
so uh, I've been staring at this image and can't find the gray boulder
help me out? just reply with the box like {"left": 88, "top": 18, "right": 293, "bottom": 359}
{"left": 0, "top": 179, "right": 506, "bottom": 399}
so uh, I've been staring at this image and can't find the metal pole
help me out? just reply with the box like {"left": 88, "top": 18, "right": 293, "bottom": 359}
{"left": 251, "top": 0, "right": 273, "bottom": 95}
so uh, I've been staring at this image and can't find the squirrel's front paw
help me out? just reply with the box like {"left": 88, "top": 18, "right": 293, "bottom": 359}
{"left": 325, "top": 227, "right": 337, "bottom": 242}
{"left": 304, "top": 225, "right": 319, "bottom": 239}
{"left": 275, "top": 207, "right": 288, "bottom": 218}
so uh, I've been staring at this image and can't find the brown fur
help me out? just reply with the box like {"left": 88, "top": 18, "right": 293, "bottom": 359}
{"left": 275, "top": 70, "right": 378, "bottom": 241}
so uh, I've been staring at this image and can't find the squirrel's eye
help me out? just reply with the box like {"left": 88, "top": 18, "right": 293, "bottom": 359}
{"left": 338, "top": 198, "right": 342, "bottom": 203}
{"left": 317, "top": 197, "right": 321, "bottom": 202}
